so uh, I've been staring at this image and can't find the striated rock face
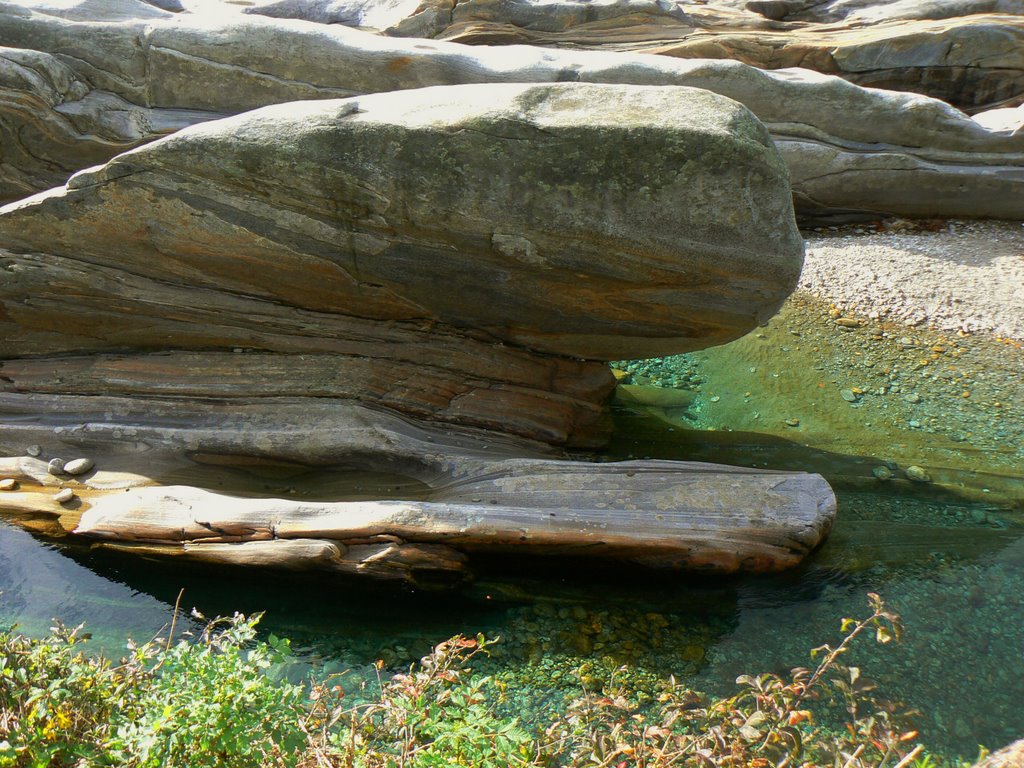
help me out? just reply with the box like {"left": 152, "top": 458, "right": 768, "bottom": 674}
{"left": 0, "top": 82, "right": 802, "bottom": 447}
{"left": 1, "top": 4, "right": 1022, "bottom": 220}
{"left": 276, "top": 0, "right": 1024, "bottom": 114}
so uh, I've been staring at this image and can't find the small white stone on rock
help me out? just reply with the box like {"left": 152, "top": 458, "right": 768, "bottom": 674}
{"left": 47, "top": 458, "right": 65, "bottom": 475}
{"left": 53, "top": 488, "right": 75, "bottom": 503}
{"left": 64, "top": 458, "right": 95, "bottom": 475}
{"left": 0, "top": 478, "right": 17, "bottom": 490}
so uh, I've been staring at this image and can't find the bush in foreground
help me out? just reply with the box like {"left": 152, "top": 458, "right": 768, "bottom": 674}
{"left": 0, "top": 594, "right": 954, "bottom": 768}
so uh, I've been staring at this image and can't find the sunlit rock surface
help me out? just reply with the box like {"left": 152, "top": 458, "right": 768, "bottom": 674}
{"left": 245, "top": 0, "right": 1024, "bottom": 114}
{"left": 1, "top": 3, "right": 1022, "bottom": 219}
{"left": 0, "top": 82, "right": 801, "bottom": 446}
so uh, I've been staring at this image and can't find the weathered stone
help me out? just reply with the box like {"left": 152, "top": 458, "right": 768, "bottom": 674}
{"left": 63, "top": 457, "right": 94, "bottom": 475}
{"left": 906, "top": 465, "right": 933, "bottom": 482}
{"left": 1, "top": 6, "right": 1021, "bottom": 220}
{"left": 331, "top": 0, "right": 1024, "bottom": 113}
{"left": 0, "top": 83, "right": 802, "bottom": 365}
{"left": 52, "top": 487, "right": 74, "bottom": 502}
{"left": 972, "top": 737, "right": 1024, "bottom": 768}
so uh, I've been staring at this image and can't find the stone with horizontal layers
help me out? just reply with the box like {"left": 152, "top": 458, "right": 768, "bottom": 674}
{"left": 0, "top": 81, "right": 838, "bottom": 578}
{"left": 1, "top": 4, "right": 1022, "bottom": 220}
{"left": 0, "top": 82, "right": 802, "bottom": 444}
{"left": 364, "top": 0, "right": 1024, "bottom": 114}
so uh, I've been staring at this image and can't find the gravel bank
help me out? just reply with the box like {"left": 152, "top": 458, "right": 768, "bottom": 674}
{"left": 801, "top": 220, "right": 1024, "bottom": 340}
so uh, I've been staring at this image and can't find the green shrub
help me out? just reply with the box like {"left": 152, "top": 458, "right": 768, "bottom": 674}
{"left": 0, "top": 621, "right": 141, "bottom": 768}
{"left": 107, "top": 613, "right": 305, "bottom": 768}
{"left": 327, "top": 636, "right": 538, "bottom": 767}
{"left": 0, "top": 594, "right": 957, "bottom": 768}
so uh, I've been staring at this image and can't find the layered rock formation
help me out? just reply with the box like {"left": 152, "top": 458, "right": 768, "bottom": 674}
{"left": 236, "top": 0, "right": 1024, "bottom": 113}
{"left": 2, "top": 2, "right": 1022, "bottom": 220}
{"left": 0, "top": 81, "right": 837, "bottom": 578}
{"left": 0, "top": 82, "right": 801, "bottom": 446}
{"left": 0, "top": 82, "right": 802, "bottom": 371}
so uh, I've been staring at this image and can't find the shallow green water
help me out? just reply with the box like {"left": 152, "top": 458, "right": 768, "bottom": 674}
{"left": 3, "top": 477, "right": 1021, "bottom": 758}
{"left": 3, "top": 296, "right": 1022, "bottom": 759}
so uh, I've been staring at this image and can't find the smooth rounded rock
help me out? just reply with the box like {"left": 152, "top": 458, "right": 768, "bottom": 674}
{"left": 64, "top": 457, "right": 95, "bottom": 475}
{"left": 46, "top": 457, "right": 65, "bottom": 475}
{"left": 905, "top": 465, "right": 932, "bottom": 482}
{"left": 53, "top": 488, "right": 75, "bottom": 503}
{"left": 0, "top": 478, "right": 18, "bottom": 490}
{"left": 26, "top": 445, "right": 41, "bottom": 457}
{"left": 872, "top": 466, "right": 893, "bottom": 481}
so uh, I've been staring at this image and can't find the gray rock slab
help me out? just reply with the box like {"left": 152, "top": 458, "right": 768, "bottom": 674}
{"left": 0, "top": 4, "right": 1021, "bottom": 220}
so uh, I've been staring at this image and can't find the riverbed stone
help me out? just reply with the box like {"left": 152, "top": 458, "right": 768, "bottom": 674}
{"left": 0, "top": 82, "right": 801, "bottom": 447}
{"left": 52, "top": 487, "right": 74, "bottom": 503}
{"left": 63, "top": 457, "right": 94, "bottom": 475}
{"left": 1, "top": 5, "right": 1022, "bottom": 220}
{"left": 906, "top": 465, "right": 933, "bottom": 482}
{"left": 256, "top": 0, "right": 1024, "bottom": 113}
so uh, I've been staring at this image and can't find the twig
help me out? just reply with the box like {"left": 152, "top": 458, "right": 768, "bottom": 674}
{"left": 841, "top": 743, "right": 866, "bottom": 768}
{"left": 166, "top": 588, "right": 185, "bottom": 652}
{"left": 891, "top": 745, "right": 924, "bottom": 768}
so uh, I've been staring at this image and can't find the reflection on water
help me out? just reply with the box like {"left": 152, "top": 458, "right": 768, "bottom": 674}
{"left": 3, "top": 484, "right": 1022, "bottom": 757}
{"left": 3, "top": 291, "right": 1022, "bottom": 759}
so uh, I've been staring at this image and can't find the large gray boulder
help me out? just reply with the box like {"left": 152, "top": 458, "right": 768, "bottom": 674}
{"left": 0, "top": 82, "right": 801, "bottom": 443}
{"left": 0, "top": 82, "right": 838, "bottom": 580}
{"left": 1, "top": 4, "right": 1022, "bottom": 220}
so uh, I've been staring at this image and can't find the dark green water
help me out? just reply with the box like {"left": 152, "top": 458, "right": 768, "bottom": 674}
{"left": 3, "top": 477, "right": 1021, "bottom": 758}
{"left": 3, "top": 295, "right": 1023, "bottom": 759}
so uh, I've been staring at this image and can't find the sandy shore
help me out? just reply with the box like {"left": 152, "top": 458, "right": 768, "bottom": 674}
{"left": 801, "top": 220, "right": 1024, "bottom": 341}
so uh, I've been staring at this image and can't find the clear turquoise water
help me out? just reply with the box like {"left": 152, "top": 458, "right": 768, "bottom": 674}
{"left": 3, "top": 477, "right": 1021, "bottom": 758}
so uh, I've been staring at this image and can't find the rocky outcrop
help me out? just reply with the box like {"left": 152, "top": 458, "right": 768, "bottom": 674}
{"left": 0, "top": 11, "right": 841, "bottom": 581}
{"left": 260, "top": 0, "right": 1024, "bottom": 114}
{"left": 1, "top": 4, "right": 1022, "bottom": 220}
{"left": 0, "top": 82, "right": 802, "bottom": 449}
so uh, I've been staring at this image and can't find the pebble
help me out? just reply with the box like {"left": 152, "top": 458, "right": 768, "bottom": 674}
{"left": 872, "top": 466, "right": 893, "bottom": 481}
{"left": 53, "top": 488, "right": 75, "bottom": 503}
{"left": 709, "top": 396, "right": 721, "bottom": 403}
{"left": 47, "top": 458, "right": 65, "bottom": 475}
{"left": 840, "top": 389, "right": 858, "bottom": 402}
{"left": 63, "top": 458, "right": 94, "bottom": 476}
{"left": 784, "top": 418, "right": 800, "bottom": 427}
{"left": 0, "top": 478, "right": 17, "bottom": 491}
{"left": 905, "top": 393, "right": 922, "bottom": 404}
{"left": 26, "top": 445, "right": 41, "bottom": 457}
{"left": 835, "top": 317, "right": 862, "bottom": 328}
{"left": 905, "top": 465, "right": 932, "bottom": 483}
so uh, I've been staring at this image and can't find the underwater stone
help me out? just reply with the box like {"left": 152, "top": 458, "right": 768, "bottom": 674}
{"left": 905, "top": 465, "right": 932, "bottom": 482}
{"left": 46, "top": 457, "right": 64, "bottom": 475}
